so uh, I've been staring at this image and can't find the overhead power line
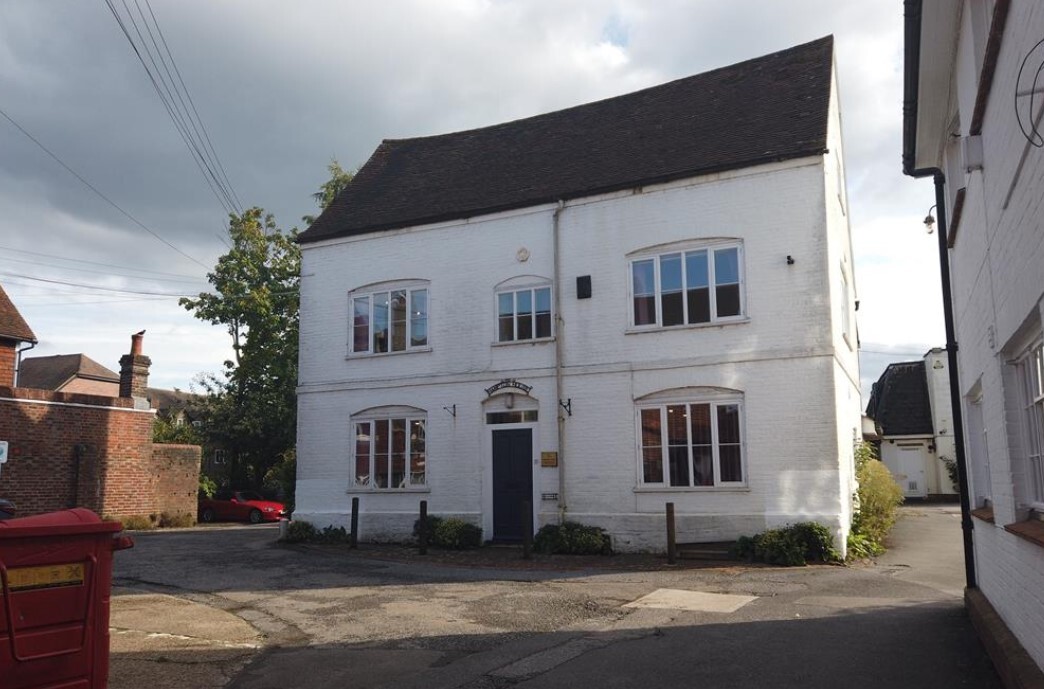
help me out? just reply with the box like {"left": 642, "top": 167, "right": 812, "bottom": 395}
{"left": 0, "top": 254, "right": 206, "bottom": 284}
{"left": 104, "top": 0, "right": 243, "bottom": 215}
{"left": 0, "top": 105, "right": 210, "bottom": 270}
{"left": 0, "top": 243, "right": 202, "bottom": 280}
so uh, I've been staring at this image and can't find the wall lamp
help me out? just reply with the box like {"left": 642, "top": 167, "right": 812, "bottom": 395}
{"left": 923, "top": 204, "right": 937, "bottom": 234}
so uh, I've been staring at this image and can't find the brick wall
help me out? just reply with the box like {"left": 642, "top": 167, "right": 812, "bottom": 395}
{"left": 0, "top": 385, "right": 200, "bottom": 520}
{"left": 149, "top": 444, "right": 201, "bottom": 518}
{"left": 0, "top": 343, "right": 15, "bottom": 388}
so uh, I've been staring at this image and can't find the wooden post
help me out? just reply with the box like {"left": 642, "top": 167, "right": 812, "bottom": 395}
{"left": 350, "top": 497, "right": 359, "bottom": 549}
{"left": 522, "top": 500, "right": 533, "bottom": 560}
{"left": 419, "top": 500, "right": 428, "bottom": 555}
{"left": 666, "top": 502, "right": 677, "bottom": 564}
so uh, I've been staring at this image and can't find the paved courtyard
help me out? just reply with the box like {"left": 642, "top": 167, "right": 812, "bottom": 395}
{"left": 110, "top": 505, "right": 999, "bottom": 688}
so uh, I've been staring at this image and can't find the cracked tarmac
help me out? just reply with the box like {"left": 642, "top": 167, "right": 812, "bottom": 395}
{"left": 109, "top": 506, "right": 1000, "bottom": 688}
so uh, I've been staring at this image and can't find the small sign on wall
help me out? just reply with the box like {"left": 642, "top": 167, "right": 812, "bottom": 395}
{"left": 540, "top": 451, "right": 558, "bottom": 467}
{"left": 0, "top": 440, "right": 8, "bottom": 478}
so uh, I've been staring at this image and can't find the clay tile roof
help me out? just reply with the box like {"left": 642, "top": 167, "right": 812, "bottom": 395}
{"left": 299, "top": 36, "right": 835, "bottom": 244}
{"left": 17, "top": 354, "right": 119, "bottom": 391}
{"left": 866, "top": 360, "right": 934, "bottom": 436}
{"left": 0, "top": 283, "right": 36, "bottom": 344}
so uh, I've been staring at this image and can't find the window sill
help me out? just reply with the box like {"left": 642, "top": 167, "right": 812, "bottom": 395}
{"left": 346, "top": 487, "right": 431, "bottom": 494}
{"left": 345, "top": 346, "right": 432, "bottom": 360}
{"left": 634, "top": 485, "right": 750, "bottom": 494}
{"left": 492, "top": 337, "right": 555, "bottom": 347}
{"left": 971, "top": 507, "right": 995, "bottom": 524}
{"left": 1003, "top": 518, "right": 1044, "bottom": 549}
{"left": 625, "top": 318, "right": 750, "bottom": 335}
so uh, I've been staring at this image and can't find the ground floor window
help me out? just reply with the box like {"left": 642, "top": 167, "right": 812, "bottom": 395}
{"left": 353, "top": 415, "right": 426, "bottom": 489}
{"left": 638, "top": 400, "right": 744, "bottom": 487}
{"left": 1017, "top": 343, "right": 1044, "bottom": 508}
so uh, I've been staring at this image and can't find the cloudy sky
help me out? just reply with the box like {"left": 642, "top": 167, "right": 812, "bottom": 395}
{"left": 0, "top": 1, "right": 940, "bottom": 400}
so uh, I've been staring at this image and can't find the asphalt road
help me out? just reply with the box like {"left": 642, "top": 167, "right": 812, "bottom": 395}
{"left": 110, "top": 506, "right": 999, "bottom": 688}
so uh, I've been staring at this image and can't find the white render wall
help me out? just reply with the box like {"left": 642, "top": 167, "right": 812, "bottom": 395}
{"left": 931, "top": 1, "right": 1044, "bottom": 668}
{"left": 297, "top": 83, "right": 860, "bottom": 552}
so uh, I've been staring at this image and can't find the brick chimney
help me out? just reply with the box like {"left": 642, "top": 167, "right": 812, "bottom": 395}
{"left": 119, "top": 330, "right": 151, "bottom": 408}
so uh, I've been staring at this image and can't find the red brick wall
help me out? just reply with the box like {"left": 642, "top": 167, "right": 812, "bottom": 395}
{"left": 0, "top": 386, "right": 199, "bottom": 519}
{"left": 149, "top": 444, "right": 201, "bottom": 518}
{"left": 0, "top": 343, "right": 15, "bottom": 388}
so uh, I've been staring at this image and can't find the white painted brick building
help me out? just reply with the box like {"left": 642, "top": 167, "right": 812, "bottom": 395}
{"left": 296, "top": 37, "right": 861, "bottom": 553}
{"left": 904, "top": 0, "right": 1044, "bottom": 672}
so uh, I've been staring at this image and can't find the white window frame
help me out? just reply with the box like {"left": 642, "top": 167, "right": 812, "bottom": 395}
{"left": 350, "top": 410, "right": 428, "bottom": 491}
{"left": 348, "top": 281, "right": 430, "bottom": 356}
{"left": 635, "top": 398, "right": 746, "bottom": 489}
{"left": 495, "top": 284, "right": 554, "bottom": 343}
{"left": 1017, "top": 342, "right": 1044, "bottom": 510}
{"left": 628, "top": 241, "right": 745, "bottom": 330}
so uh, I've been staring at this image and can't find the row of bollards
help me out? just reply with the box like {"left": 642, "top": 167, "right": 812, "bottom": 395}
{"left": 343, "top": 499, "right": 676, "bottom": 562}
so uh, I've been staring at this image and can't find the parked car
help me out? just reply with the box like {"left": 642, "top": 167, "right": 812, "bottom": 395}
{"left": 0, "top": 498, "right": 14, "bottom": 520}
{"left": 198, "top": 489, "right": 287, "bottom": 524}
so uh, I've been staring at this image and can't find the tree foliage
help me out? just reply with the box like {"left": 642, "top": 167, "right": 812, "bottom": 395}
{"left": 182, "top": 161, "right": 354, "bottom": 491}
{"left": 303, "top": 160, "right": 355, "bottom": 225}
{"left": 152, "top": 416, "right": 202, "bottom": 445}
{"left": 181, "top": 209, "right": 300, "bottom": 487}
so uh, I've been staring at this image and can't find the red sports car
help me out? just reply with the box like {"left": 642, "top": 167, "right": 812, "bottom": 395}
{"left": 199, "top": 489, "right": 288, "bottom": 524}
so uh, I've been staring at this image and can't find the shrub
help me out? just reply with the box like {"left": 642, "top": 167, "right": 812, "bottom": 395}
{"left": 281, "top": 520, "right": 351, "bottom": 544}
{"left": 119, "top": 514, "right": 156, "bottom": 531}
{"left": 158, "top": 511, "right": 195, "bottom": 528}
{"left": 846, "top": 532, "right": 884, "bottom": 559}
{"left": 941, "top": 457, "right": 959, "bottom": 491}
{"left": 534, "top": 522, "right": 612, "bottom": 555}
{"left": 198, "top": 474, "right": 217, "bottom": 499}
{"left": 433, "top": 518, "right": 483, "bottom": 549}
{"left": 412, "top": 516, "right": 482, "bottom": 549}
{"left": 850, "top": 442, "right": 904, "bottom": 554}
{"left": 730, "top": 522, "right": 840, "bottom": 566}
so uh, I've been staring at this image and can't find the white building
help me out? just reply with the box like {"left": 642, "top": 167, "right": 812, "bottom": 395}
{"left": 296, "top": 36, "right": 862, "bottom": 553}
{"left": 904, "top": 0, "right": 1044, "bottom": 675}
{"left": 867, "top": 348, "right": 959, "bottom": 499}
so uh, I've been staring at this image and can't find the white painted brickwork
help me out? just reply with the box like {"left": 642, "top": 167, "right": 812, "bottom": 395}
{"left": 933, "top": 1, "right": 1044, "bottom": 669}
{"left": 297, "top": 71, "right": 860, "bottom": 553}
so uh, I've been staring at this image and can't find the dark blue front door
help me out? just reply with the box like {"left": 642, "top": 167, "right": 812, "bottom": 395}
{"left": 492, "top": 429, "right": 533, "bottom": 542}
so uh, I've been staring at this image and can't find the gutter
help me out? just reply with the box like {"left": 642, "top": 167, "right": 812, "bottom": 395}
{"left": 902, "top": 0, "right": 977, "bottom": 589}
{"left": 552, "top": 200, "right": 567, "bottom": 521}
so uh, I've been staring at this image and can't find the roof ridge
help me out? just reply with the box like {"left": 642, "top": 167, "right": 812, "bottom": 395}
{"left": 378, "top": 36, "right": 835, "bottom": 146}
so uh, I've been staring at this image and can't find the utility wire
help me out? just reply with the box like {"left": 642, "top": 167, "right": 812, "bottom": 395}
{"left": 105, "top": 0, "right": 234, "bottom": 215}
{"left": 0, "top": 271, "right": 193, "bottom": 297}
{"left": 0, "top": 105, "right": 210, "bottom": 270}
{"left": 0, "top": 244, "right": 202, "bottom": 280}
{"left": 105, "top": 0, "right": 242, "bottom": 214}
{"left": 0, "top": 255, "right": 206, "bottom": 284}
{"left": 143, "top": 0, "right": 242, "bottom": 211}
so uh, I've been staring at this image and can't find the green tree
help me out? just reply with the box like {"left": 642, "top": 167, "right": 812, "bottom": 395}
{"left": 182, "top": 163, "right": 353, "bottom": 493}
{"left": 181, "top": 208, "right": 300, "bottom": 488}
{"left": 152, "top": 416, "right": 202, "bottom": 445}
{"left": 303, "top": 160, "right": 355, "bottom": 225}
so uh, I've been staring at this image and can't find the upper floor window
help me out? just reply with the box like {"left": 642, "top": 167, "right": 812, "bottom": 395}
{"left": 630, "top": 242, "right": 744, "bottom": 328}
{"left": 350, "top": 282, "right": 429, "bottom": 355}
{"left": 497, "top": 286, "right": 552, "bottom": 342}
{"left": 638, "top": 395, "right": 745, "bottom": 488}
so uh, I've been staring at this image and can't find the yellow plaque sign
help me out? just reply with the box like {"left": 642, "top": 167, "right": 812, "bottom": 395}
{"left": 6, "top": 563, "right": 85, "bottom": 591}
{"left": 540, "top": 451, "right": 558, "bottom": 467}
